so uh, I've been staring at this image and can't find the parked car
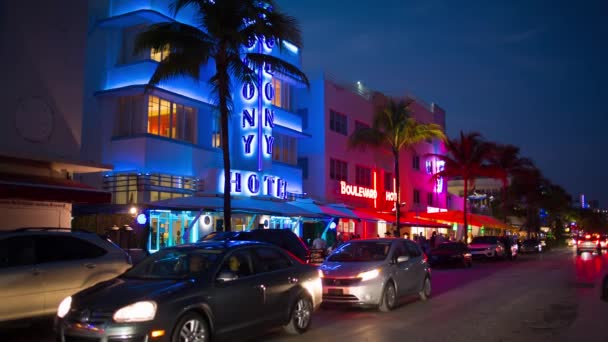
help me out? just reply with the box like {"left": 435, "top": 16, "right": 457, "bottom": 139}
{"left": 520, "top": 239, "right": 543, "bottom": 253}
{"left": 0, "top": 228, "right": 132, "bottom": 322}
{"left": 428, "top": 242, "right": 472, "bottom": 268}
{"left": 319, "top": 238, "right": 431, "bottom": 312}
{"left": 55, "top": 241, "right": 322, "bottom": 342}
{"left": 498, "top": 235, "right": 519, "bottom": 260}
{"left": 200, "top": 229, "right": 311, "bottom": 263}
{"left": 576, "top": 234, "right": 602, "bottom": 255}
{"left": 599, "top": 234, "right": 608, "bottom": 250}
{"left": 468, "top": 236, "right": 506, "bottom": 260}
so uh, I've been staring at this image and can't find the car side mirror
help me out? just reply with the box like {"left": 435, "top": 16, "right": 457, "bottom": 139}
{"left": 602, "top": 275, "right": 608, "bottom": 302}
{"left": 216, "top": 271, "right": 238, "bottom": 283}
{"left": 396, "top": 255, "right": 409, "bottom": 263}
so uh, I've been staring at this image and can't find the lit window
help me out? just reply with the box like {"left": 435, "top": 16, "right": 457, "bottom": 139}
{"left": 212, "top": 116, "right": 221, "bottom": 148}
{"left": 271, "top": 78, "right": 291, "bottom": 110}
{"left": 151, "top": 45, "right": 171, "bottom": 62}
{"left": 147, "top": 96, "right": 196, "bottom": 143}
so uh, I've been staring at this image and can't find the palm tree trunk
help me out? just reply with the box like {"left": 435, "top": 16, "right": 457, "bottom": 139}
{"left": 394, "top": 149, "right": 400, "bottom": 237}
{"left": 463, "top": 177, "right": 468, "bottom": 243}
{"left": 217, "top": 54, "right": 232, "bottom": 232}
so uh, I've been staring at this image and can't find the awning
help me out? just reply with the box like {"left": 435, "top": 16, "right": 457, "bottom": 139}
{"left": 147, "top": 195, "right": 323, "bottom": 218}
{"left": 414, "top": 210, "right": 513, "bottom": 230}
{"left": 0, "top": 173, "right": 111, "bottom": 204}
{"left": 289, "top": 199, "right": 361, "bottom": 220}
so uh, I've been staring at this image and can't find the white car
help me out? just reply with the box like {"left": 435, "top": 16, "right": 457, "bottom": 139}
{"left": 0, "top": 228, "right": 132, "bottom": 322}
{"left": 468, "top": 236, "right": 506, "bottom": 259}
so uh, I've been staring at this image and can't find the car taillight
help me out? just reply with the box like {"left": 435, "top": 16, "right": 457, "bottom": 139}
{"left": 577, "top": 240, "right": 582, "bottom": 245}
{"left": 596, "top": 240, "right": 600, "bottom": 246}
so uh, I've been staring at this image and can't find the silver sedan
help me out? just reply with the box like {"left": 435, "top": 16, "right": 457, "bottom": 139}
{"left": 320, "top": 239, "right": 431, "bottom": 312}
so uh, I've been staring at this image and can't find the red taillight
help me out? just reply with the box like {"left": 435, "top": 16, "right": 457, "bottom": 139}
{"left": 585, "top": 234, "right": 591, "bottom": 239}
{"left": 596, "top": 240, "right": 600, "bottom": 246}
{"left": 577, "top": 240, "right": 582, "bottom": 245}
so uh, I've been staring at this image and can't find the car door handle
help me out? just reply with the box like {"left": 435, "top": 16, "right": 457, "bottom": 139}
{"left": 83, "top": 263, "right": 96, "bottom": 269}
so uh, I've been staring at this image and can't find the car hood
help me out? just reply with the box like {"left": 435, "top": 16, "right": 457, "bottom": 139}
{"left": 73, "top": 277, "right": 195, "bottom": 310}
{"left": 320, "top": 261, "right": 385, "bottom": 278}
{"left": 468, "top": 243, "right": 496, "bottom": 249}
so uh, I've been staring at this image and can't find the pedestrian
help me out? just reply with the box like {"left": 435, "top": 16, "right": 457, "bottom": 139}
{"left": 312, "top": 233, "right": 327, "bottom": 250}
{"left": 430, "top": 231, "right": 437, "bottom": 248}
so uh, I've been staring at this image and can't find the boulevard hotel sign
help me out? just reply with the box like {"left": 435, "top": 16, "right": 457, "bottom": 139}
{"left": 340, "top": 181, "right": 397, "bottom": 203}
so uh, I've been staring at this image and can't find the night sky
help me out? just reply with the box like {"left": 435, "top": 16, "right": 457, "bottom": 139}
{"left": 277, "top": 0, "right": 608, "bottom": 207}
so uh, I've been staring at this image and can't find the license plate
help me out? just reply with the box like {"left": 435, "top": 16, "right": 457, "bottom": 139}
{"left": 328, "top": 289, "right": 343, "bottom": 295}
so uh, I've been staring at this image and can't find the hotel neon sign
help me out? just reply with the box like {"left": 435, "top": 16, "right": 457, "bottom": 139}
{"left": 340, "top": 181, "right": 378, "bottom": 199}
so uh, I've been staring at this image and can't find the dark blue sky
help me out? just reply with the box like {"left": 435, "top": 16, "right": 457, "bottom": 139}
{"left": 277, "top": 0, "right": 608, "bottom": 207}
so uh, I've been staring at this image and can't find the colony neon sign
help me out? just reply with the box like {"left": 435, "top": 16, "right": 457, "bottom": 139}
{"left": 240, "top": 36, "right": 276, "bottom": 171}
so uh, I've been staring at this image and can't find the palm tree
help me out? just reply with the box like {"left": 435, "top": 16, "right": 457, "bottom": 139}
{"left": 486, "top": 144, "right": 535, "bottom": 221}
{"left": 430, "top": 132, "right": 506, "bottom": 241}
{"left": 349, "top": 99, "right": 446, "bottom": 236}
{"left": 134, "top": 0, "right": 308, "bottom": 232}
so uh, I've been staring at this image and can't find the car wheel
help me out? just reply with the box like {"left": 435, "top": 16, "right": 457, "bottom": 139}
{"left": 171, "top": 312, "right": 209, "bottom": 342}
{"left": 379, "top": 281, "right": 397, "bottom": 312}
{"left": 419, "top": 276, "right": 431, "bottom": 301}
{"left": 284, "top": 295, "right": 313, "bottom": 335}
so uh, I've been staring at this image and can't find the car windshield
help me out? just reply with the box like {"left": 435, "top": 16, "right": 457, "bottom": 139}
{"left": 122, "top": 249, "right": 222, "bottom": 280}
{"left": 435, "top": 243, "right": 462, "bottom": 250}
{"left": 327, "top": 241, "right": 391, "bottom": 262}
{"left": 523, "top": 239, "right": 538, "bottom": 244}
{"left": 471, "top": 236, "right": 498, "bottom": 244}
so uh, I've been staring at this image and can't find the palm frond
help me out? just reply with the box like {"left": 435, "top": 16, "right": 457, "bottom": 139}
{"left": 244, "top": 53, "right": 309, "bottom": 87}
{"left": 147, "top": 52, "right": 204, "bottom": 89}
{"left": 134, "top": 22, "right": 214, "bottom": 56}
{"left": 348, "top": 127, "right": 385, "bottom": 151}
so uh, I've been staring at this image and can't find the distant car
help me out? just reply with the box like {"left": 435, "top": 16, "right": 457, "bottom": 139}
{"left": 55, "top": 241, "right": 322, "bottom": 342}
{"left": 0, "top": 228, "right": 132, "bottom": 322}
{"left": 599, "top": 235, "right": 608, "bottom": 250}
{"left": 498, "top": 236, "right": 519, "bottom": 260}
{"left": 428, "top": 242, "right": 472, "bottom": 268}
{"left": 468, "top": 236, "right": 506, "bottom": 260}
{"left": 576, "top": 234, "right": 602, "bottom": 255}
{"left": 520, "top": 239, "right": 543, "bottom": 253}
{"left": 320, "top": 239, "right": 431, "bottom": 312}
{"left": 201, "top": 229, "right": 311, "bottom": 263}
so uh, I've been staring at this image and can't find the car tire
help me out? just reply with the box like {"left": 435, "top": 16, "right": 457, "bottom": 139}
{"left": 171, "top": 312, "right": 209, "bottom": 342}
{"left": 419, "top": 276, "right": 431, "bottom": 301}
{"left": 284, "top": 295, "right": 313, "bottom": 335}
{"left": 379, "top": 281, "right": 397, "bottom": 312}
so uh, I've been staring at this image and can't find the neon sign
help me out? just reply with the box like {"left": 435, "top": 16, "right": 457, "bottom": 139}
{"left": 220, "top": 170, "right": 287, "bottom": 199}
{"left": 434, "top": 160, "right": 445, "bottom": 193}
{"left": 340, "top": 181, "right": 378, "bottom": 199}
{"left": 239, "top": 36, "right": 275, "bottom": 170}
{"left": 385, "top": 192, "right": 397, "bottom": 201}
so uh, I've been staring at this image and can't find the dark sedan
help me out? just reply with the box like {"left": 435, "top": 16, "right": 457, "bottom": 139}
{"left": 55, "top": 241, "right": 322, "bottom": 342}
{"left": 520, "top": 239, "right": 543, "bottom": 253}
{"left": 428, "top": 242, "right": 472, "bottom": 268}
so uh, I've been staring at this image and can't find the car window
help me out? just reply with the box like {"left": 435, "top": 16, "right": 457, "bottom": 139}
{"left": 35, "top": 235, "right": 106, "bottom": 263}
{"left": 124, "top": 249, "right": 220, "bottom": 279}
{"left": 0, "top": 236, "right": 36, "bottom": 268}
{"left": 328, "top": 241, "right": 391, "bottom": 262}
{"left": 219, "top": 249, "right": 254, "bottom": 278}
{"left": 252, "top": 247, "right": 292, "bottom": 273}
{"left": 391, "top": 242, "right": 408, "bottom": 260}
{"left": 405, "top": 240, "right": 422, "bottom": 257}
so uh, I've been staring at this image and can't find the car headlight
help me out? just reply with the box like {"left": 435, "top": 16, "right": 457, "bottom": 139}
{"left": 113, "top": 301, "right": 157, "bottom": 323}
{"left": 57, "top": 296, "right": 72, "bottom": 318}
{"left": 357, "top": 269, "right": 380, "bottom": 281}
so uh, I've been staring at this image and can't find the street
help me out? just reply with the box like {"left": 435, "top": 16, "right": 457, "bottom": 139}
{"left": 2, "top": 248, "right": 607, "bottom": 342}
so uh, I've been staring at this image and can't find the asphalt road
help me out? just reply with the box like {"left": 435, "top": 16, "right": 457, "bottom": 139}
{"left": 2, "top": 247, "right": 607, "bottom": 342}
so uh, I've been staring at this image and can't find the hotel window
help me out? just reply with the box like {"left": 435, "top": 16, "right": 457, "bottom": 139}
{"left": 412, "top": 155, "right": 420, "bottom": 170}
{"left": 150, "top": 44, "right": 171, "bottom": 62}
{"left": 271, "top": 78, "right": 291, "bottom": 110}
{"left": 211, "top": 116, "right": 221, "bottom": 148}
{"left": 147, "top": 96, "right": 196, "bottom": 143}
{"left": 330, "top": 158, "right": 348, "bottom": 181}
{"left": 413, "top": 190, "right": 420, "bottom": 204}
{"left": 427, "top": 193, "right": 434, "bottom": 206}
{"left": 355, "top": 165, "right": 372, "bottom": 187}
{"left": 272, "top": 133, "right": 297, "bottom": 165}
{"left": 298, "top": 157, "right": 309, "bottom": 179}
{"left": 329, "top": 110, "right": 348, "bottom": 135}
{"left": 114, "top": 95, "right": 146, "bottom": 137}
{"left": 384, "top": 171, "right": 393, "bottom": 191}
{"left": 425, "top": 160, "right": 433, "bottom": 174}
